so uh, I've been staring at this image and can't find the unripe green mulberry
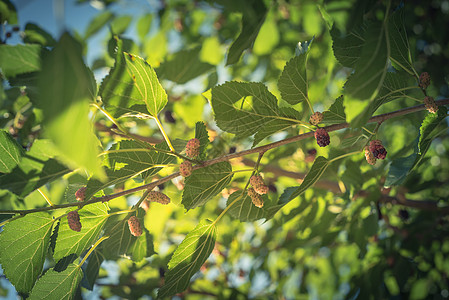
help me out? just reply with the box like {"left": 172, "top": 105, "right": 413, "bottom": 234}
{"left": 309, "top": 112, "right": 323, "bottom": 125}
{"left": 146, "top": 191, "right": 170, "bottom": 205}
{"left": 67, "top": 211, "right": 82, "bottom": 232}
{"left": 128, "top": 216, "right": 143, "bottom": 237}
{"left": 185, "top": 138, "right": 200, "bottom": 158}
{"left": 180, "top": 161, "right": 193, "bottom": 177}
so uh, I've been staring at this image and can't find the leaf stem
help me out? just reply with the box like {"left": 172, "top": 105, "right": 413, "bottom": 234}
{"left": 38, "top": 188, "right": 55, "bottom": 207}
{"left": 153, "top": 116, "right": 175, "bottom": 152}
{"left": 0, "top": 215, "right": 22, "bottom": 227}
{"left": 329, "top": 151, "right": 361, "bottom": 164}
{"left": 213, "top": 193, "right": 243, "bottom": 225}
{"left": 78, "top": 235, "right": 109, "bottom": 268}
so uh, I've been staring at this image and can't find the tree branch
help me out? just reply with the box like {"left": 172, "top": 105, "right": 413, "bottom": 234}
{"left": 1, "top": 99, "right": 447, "bottom": 215}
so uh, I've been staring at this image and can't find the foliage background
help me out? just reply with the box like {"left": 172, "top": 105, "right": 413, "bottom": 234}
{"left": 0, "top": 0, "right": 449, "bottom": 299}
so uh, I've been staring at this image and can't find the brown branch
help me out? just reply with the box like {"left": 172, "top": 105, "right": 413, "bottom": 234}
{"left": 1, "top": 99, "right": 448, "bottom": 215}
{"left": 379, "top": 195, "right": 449, "bottom": 213}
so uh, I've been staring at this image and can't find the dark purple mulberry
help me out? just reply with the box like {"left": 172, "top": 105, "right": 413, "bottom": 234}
{"left": 314, "top": 128, "right": 330, "bottom": 147}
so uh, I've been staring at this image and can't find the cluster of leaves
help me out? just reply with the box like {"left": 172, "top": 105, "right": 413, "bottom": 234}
{"left": 0, "top": 0, "right": 449, "bottom": 299}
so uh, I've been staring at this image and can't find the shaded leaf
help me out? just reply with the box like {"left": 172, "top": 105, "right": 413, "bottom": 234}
{"left": 195, "top": 121, "right": 210, "bottom": 160}
{"left": 226, "top": 190, "right": 266, "bottom": 222}
{"left": 388, "top": 8, "right": 414, "bottom": 74}
{"left": 29, "top": 264, "right": 83, "bottom": 300}
{"left": 0, "top": 130, "right": 24, "bottom": 173}
{"left": 156, "top": 48, "right": 214, "bottom": 84}
{"left": 322, "top": 95, "right": 346, "bottom": 125}
{"left": 23, "top": 23, "right": 56, "bottom": 46}
{"left": 331, "top": 25, "right": 366, "bottom": 68}
{"left": 344, "top": 23, "right": 388, "bottom": 100}
{"left": 0, "top": 212, "right": 54, "bottom": 293}
{"left": 110, "top": 15, "right": 132, "bottom": 35}
{"left": 157, "top": 219, "right": 217, "bottom": 298}
{"left": 0, "top": 139, "right": 70, "bottom": 198}
{"left": 53, "top": 203, "right": 109, "bottom": 262}
{"left": 136, "top": 14, "right": 152, "bottom": 42}
{"left": 265, "top": 157, "right": 329, "bottom": 219}
{"left": 0, "top": 44, "right": 42, "bottom": 77}
{"left": 278, "top": 41, "right": 312, "bottom": 106}
{"left": 85, "top": 140, "right": 175, "bottom": 200}
{"left": 38, "top": 32, "right": 104, "bottom": 179}
{"left": 182, "top": 162, "right": 233, "bottom": 210}
{"left": 226, "top": 1, "right": 267, "bottom": 65}
{"left": 81, "top": 249, "right": 104, "bottom": 290}
{"left": 84, "top": 11, "right": 114, "bottom": 39}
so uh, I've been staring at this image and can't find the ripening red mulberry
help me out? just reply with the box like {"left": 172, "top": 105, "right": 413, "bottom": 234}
{"left": 424, "top": 96, "right": 438, "bottom": 114}
{"left": 369, "top": 140, "right": 387, "bottom": 160}
{"left": 314, "top": 128, "right": 330, "bottom": 147}
{"left": 185, "top": 138, "right": 200, "bottom": 158}
{"left": 419, "top": 72, "right": 431, "bottom": 89}
{"left": 128, "top": 216, "right": 143, "bottom": 237}
{"left": 247, "top": 188, "right": 264, "bottom": 208}
{"left": 364, "top": 146, "right": 376, "bottom": 165}
{"left": 309, "top": 112, "right": 323, "bottom": 125}
{"left": 75, "top": 186, "right": 87, "bottom": 201}
{"left": 180, "top": 161, "right": 193, "bottom": 177}
{"left": 250, "top": 175, "right": 269, "bottom": 195}
{"left": 146, "top": 191, "right": 170, "bottom": 205}
{"left": 67, "top": 211, "right": 82, "bottom": 232}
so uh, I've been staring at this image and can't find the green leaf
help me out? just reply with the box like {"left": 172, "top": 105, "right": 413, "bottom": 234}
{"left": 322, "top": 95, "right": 346, "bottom": 125}
{"left": 0, "top": 139, "right": 70, "bottom": 198}
{"left": 81, "top": 249, "right": 104, "bottom": 290}
{"left": 110, "top": 15, "right": 132, "bottom": 35}
{"left": 0, "top": 0, "right": 18, "bottom": 24}
{"left": 53, "top": 203, "right": 109, "bottom": 262}
{"left": 226, "top": 190, "right": 266, "bottom": 222}
{"left": 157, "top": 219, "right": 217, "bottom": 298}
{"left": 350, "top": 72, "right": 412, "bottom": 128}
{"left": 278, "top": 41, "right": 312, "bottom": 106}
{"left": 182, "top": 162, "right": 233, "bottom": 210}
{"left": 252, "top": 107, "right": 301, "bottom": 147}
{"left": 23, "top": 23, "right": 56, "bottom": 47}
{"left": 331, "top": 25, "right": 366, "bottom": 68}
{"left": 136, "top": 14, "right": 152, "bottom": 42}
{"left": 385, "top": 106, "right": 448, "bottom": 186}
{"left": 265, "top": 156, "right": 329, "bottom": 219}
{"left": 0, "top": 130, "right": 24, "bottom": 173}
{"left": 29, "top": 264, "right": 83, "bottom": 300}
{"left": 103, "top": 212, "right": 154, "bottom": 261}
{"left": 0, "top": 44, "right": 42, "bottom": 77}
{"left": 344, "top": 23, "right": 388, "bottom": 100}
{"left": 38, "top": 32, "right": 104, "bottom": 179}
{"left": 410, "top": 279, "right": 429, "bottom": 300}
{"left": 195, "top": 121, "right": 210, "bottom": 160}
{"left": 100, "top": 38, "right": 167, "bottom": 118}
{"left": 85, "top": 140, "right": 175, "bottom": 200}
{"left": 388, "top": 8, "right": 414, "bottom": 74}
{"left": 211, "top": 81, "right": 285, "bottom": 138}
{"left": 226, "top": 1, "right": 267, "bottom": 65}
{"left": 156, "top": 48, "right": 214, "bottom": 84}
{"left": 84, "top": 11, "right": 114, "bottom": 39}
{"left": 0, "top": 212, "right": 54, "bottom": 293}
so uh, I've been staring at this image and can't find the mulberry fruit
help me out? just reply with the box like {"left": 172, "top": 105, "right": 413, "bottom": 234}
{"left": 185, "top": 138, "right": 200, "bottom": 158}
{"left": 247, "top": 188, "right": 264, "bottom": 208}
{"left": 369, "top": 140, "right": 387, "bottom": 160}
{"left": 67, "top": 211, "right": 82, "bottom": 232}
{"left": 146, "top": 191, "right": 170, "bottom": 205}
{"left": 424, "top": 96, "right": 438, "bottom": 114}
{"left": 309, "top": 112, "right": 323, "bottom": 126}
{"left": 250, "top": 175, "right": 269, "bottom": 195}
{"left": 75, "top": 186, "right": 86, "bottom": 201}
{"left": 128, "top": 216, "right": 143, "bottom": 237}
{"left": 314, "top": 128, "right": 330, "bottom": 147}
{"left": 419, "top": 72, "right": 431, "bottom": 89}
{"left": 364, "top": 146, "right": 376, "bottom": 165}
{"left": 180, "top": 161, "right": 193, "bottom": 177}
